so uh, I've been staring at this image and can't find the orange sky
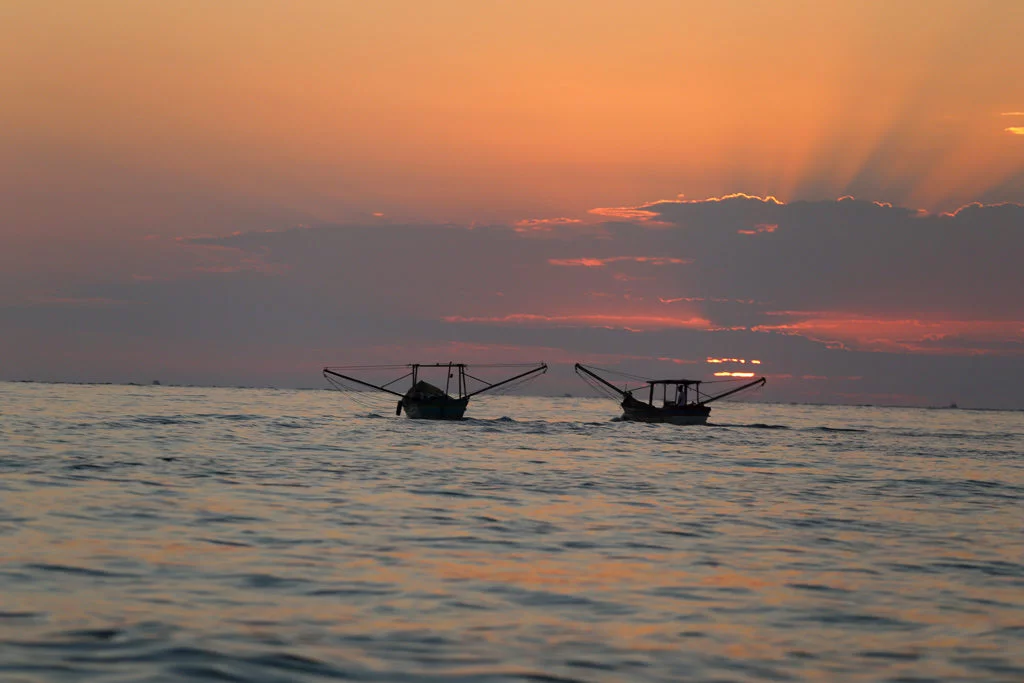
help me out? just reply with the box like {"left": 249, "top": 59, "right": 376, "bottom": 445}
{"left": 4, "top": 0, "right": 1023, "bottom": 227}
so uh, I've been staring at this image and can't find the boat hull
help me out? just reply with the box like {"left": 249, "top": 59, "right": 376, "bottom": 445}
{"left": 401, "top": 397, "right": 469, "bottom": 420}
{"left": 621, "top": 397, "right": 710, "bottom": 425}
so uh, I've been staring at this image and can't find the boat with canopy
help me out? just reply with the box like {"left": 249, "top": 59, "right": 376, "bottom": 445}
{"left": 574, "top": 363, "right": 765, "bottom": 425}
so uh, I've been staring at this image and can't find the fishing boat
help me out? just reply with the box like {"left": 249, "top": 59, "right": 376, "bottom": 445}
{"left": 323, "top": 362, "right": 547, "bottom": 420}
{"left": 574, "top": 363, "right": 765, "bottom": 425}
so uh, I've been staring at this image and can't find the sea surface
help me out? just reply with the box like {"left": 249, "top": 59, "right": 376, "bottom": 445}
{"left": 1, "top": 382, "right": 1022, "bottom": 682}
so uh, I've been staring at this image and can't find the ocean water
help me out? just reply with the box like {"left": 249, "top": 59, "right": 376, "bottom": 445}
{"left": 1, "top": 382, "right": 1022, "bottom": 683}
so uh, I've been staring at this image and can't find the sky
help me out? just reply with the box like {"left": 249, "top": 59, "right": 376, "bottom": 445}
{"left": 2, "top": 1, "right": 1023, "bottom": 408}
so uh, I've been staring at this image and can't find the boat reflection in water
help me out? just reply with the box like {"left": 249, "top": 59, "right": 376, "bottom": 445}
{"left": 575, "top": 363, "right": 765, "bottom": 425}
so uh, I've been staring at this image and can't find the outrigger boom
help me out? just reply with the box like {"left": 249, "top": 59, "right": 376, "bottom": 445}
{"left": 322, "top": 368, "right": 406, "bottom": 397}
{"left": 463, "top": 364, "right": 549, "bottom": 398}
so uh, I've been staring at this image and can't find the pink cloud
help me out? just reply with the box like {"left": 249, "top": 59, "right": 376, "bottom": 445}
{"left": 548, "top": 257, "right": 606, "bottom": 267}
{"left": 737, "top": 223, "right": 778, "bottom": 235}
{"left": 659, "top": 296, "right": 704, "bottom": 303}
{"left": 754, "top": 313, "right": 1024, "bottom": 355}
{"left": 548, "top": 256, "right": 691, "bottom": 267}
{"left": 442, "top": 312, "right": 713, "bottom": 331}
{"left": 658, "top": 296, "right": 757, "bottom": 304}
{"left": 514, "top": 217, "right": 583, "bottom": 232}
{"left": 587, "top": 207, "right": 661, "bottom": 220}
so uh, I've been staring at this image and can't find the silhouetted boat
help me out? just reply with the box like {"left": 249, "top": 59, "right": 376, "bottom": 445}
{"left": 575, "top": 363, "right": 765, "bottom": 425}
{"left": 323, "top": 362, "right": 547, "bottom": 420}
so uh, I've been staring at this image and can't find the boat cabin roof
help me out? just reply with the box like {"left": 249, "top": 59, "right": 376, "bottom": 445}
{"left": 647, "top": 379, "right": 701, "bottom": 386}
{"left": 410, "top": 363, "right": 466, "bottom": 368}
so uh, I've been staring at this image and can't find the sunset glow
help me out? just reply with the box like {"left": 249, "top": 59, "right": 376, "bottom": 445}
{"left": 6, "top": 8, "right": 1024, "bottom": 681}
{"left": 514, "top": 217, "right": 583, "bottom": 232}
{"left": 737, "top": 224, "right": 779, "bottom": 236}
{"left": 4, "top": 2, "right": 1022, "bottom": 225}
{"left": 753, "top": 315, "right": 1024, "bottom": 355}
{"left": 443, "top": 313, "right": 713, "bottom": 331}
{"left": 2, "top": 1, "right": 1023, "bottom": 406}
{"left": 548, "top": 256, "right": 691, "bottom": 267}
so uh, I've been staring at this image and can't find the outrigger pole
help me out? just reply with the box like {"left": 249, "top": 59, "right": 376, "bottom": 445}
{"left": 322, "top": 368, "right": 407, "bottom": 398}
{"left": 699, "top": 376, "right": 766, "bottom": 405}
{"left": 574, "top": 363, "right": 628, "bottom": 397}
{"left": 464, "top": 363, "right": 548, "bottom": 399}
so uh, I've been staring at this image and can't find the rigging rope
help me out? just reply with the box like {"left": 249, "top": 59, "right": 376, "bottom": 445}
{"left": 323, "top": 363, "right": 547, "bottom": 411}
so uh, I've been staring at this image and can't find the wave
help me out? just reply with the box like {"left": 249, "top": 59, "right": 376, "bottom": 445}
{"left": 87, "top": 413, "right": 266, "bottom": 429}
{"left": 24, "top": 563, "right": 139, "bottom": 579}
{"left": 712, "top": 422, "right": 790, "bottom": 430}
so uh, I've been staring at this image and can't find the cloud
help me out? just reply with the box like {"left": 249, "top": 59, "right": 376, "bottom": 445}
{"left": 1006, "top": 127, "right": 1024, "bottom": 135}
{"left": 627, "top": 195, "right": 1023, "bottom": 321}
{"left": 548, "top": 258, "right": 606, "bottom": 267}
{"left": 737, "top": 223, "right": 778, "bottom": 235}
{"left": 548, "top": 256, "right": 691, "bottom": 267}
{"left": 3, "top": 195, "right": 1024, "bottom": 406}
{"left": 587, "top": 207, "right": 660, "bottom": 220}
{"left": 677, "top": 192, "right": 785, "bottom": 205}
{"left": 589, "top": 194, "right": 785, "bottom": 224}
{"left": 939, "top": 200, "right": 1024, "bottom": 217}
{"left": 442, "top": 313, "right": 713, "bottom": 331}
{"left": 752, "top": 313, "right": 1024, "bottom": 355}
{"left": 659, "top": 296, "right": 757, "bottom": 305}
{"left": 175, "top": 240, "right": 290, "bottom": 275}
{"left": 514, "top": 217, "right": 582, "bottom": 232}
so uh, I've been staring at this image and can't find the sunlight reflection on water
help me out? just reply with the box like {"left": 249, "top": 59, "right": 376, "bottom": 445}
{"left": 0, "top": 382, "right": 1022, "bottom": 681}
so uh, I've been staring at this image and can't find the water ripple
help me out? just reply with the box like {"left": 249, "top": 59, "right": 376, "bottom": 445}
{"left": 0, "top": 383, "right": 1021, "bottom": 681}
